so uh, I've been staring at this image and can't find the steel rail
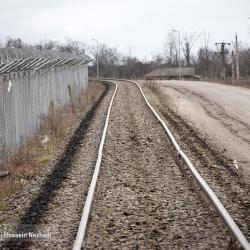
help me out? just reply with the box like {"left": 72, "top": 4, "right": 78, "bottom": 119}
{"left": 123, "top": 79, "right": 250, "bottom": 250}
{"left": 73, "top": 80, "right": 118, "bottom": 250}
{"left": 73, "top": 78, "right": 249, "bottom": 249}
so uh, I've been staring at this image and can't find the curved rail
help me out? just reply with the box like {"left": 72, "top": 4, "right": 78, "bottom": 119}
{"left": 126, "top": 79, "right": 250, "bottom": 250}
{"left": 73, "top": 80, "right": 118, "bottom": 250}
{"left": 73, "top": 78, "right": 250, "bottom": 250}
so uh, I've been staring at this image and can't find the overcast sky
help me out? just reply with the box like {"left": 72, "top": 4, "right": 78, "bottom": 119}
{"left": 0, "top": 0, "right": 250, "bottom": 59}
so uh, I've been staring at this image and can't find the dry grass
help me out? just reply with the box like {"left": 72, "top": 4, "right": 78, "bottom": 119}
{"left": 144, "top": 80, "right": 162, "bottom": 94}
{"left": 144, "top": 80, "right": 157, "bottom": 90}
{"left": 0, "top": 80, "right": 104, "bottom": 209}
{"left": 143, "top": 80, "right": 176, "bottom": 111}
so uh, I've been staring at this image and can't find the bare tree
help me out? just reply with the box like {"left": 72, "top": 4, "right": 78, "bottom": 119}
{"left": 37, "top": 40, "right": 58, "bottom": 50}
{"left": 163, "top": 31, "right": 178, "bottom": 66}
{"left": 152, "top": 54, "right": 164, "bottom": 66}
{"left": 88, "top": 43, "right": 153, "bottom": 79}
{"left": 203, "top": 31, "right": 210, "bottom": 77}
{"left": 88, "top": 43, "right": 122, "bottom": 78}
{"left": 239, "top": 45, "right": 250, "bottom": 77}
{"left": 182, "top": 32, "right": 200, "bottom": 66}
{"left": 59, "top": 39, "right": 87, "bottom": 55}
{"left": 6, "top": 38, "right": 23, "bottom": 48}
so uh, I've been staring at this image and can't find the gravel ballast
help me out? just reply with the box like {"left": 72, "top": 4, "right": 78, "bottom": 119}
{"left": 0, "top": 81, "right": 114, "bottom": 249}
{"left": 142, "top": 81, "right": 250, "bottom": 247}
{"left": 84, "top": 81, "right": 233, "bottom": 249}
{"left": 1, "top": 79, "right": 247, "bottom": 249}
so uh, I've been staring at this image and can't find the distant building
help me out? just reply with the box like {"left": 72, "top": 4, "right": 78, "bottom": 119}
{"left": 145, "top": 67, "right": 198, "bottom": 80}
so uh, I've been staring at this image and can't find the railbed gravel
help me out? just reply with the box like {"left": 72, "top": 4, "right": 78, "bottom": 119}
{"left": 142, "top": 82, "right": 250, "bottom": 247}
{"left": 84, "top": 81, "right": 234, "bottom": 249}
{"left": 0, "top": 81, "right": 114, "bottom": 249}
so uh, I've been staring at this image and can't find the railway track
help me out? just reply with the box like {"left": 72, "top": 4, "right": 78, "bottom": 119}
{"left": 1, "top": 79, "right": 249, "bottom": 249}
{"left": 75, "top": 79, "right": 250, "bottom": 250}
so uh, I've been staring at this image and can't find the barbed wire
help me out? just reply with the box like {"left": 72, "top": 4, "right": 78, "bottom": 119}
{"left": 0, "top": 48, "right": 91, "bottom": 75}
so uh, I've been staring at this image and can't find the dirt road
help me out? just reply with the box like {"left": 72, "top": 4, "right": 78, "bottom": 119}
{"left": 153, "top": 80, "right": 250, "bottom": 181}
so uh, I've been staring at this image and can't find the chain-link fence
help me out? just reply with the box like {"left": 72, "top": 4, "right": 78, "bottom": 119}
{"left": 0, "top": 48, "right": 90, "bottom": 160}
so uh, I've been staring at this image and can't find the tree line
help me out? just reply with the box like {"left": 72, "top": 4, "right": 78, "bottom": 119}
{"left": 1, "top": 35, "right": 250, "bottom": 80}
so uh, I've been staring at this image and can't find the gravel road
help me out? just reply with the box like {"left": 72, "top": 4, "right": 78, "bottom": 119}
{"left": 84, "top": 81, "right": 234, "bottom": 249}
{"left": 156, "top": 80, "right": 250, "bottom": 181}
{"left": 0, "top": 81, "right": 114, "bottom": 250}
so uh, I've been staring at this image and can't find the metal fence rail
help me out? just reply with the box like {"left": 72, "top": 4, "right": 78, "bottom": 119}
{"left": 0, "top": 48, "right": 90, "bottom": 158}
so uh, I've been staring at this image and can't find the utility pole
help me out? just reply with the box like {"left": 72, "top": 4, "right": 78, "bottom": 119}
{"left": 235, "top": 34, "right": 240, "bottom": 81}
{"left": 215, "top": 41, "right": 230, "bottom": 80}
{"left": 231, "top": 50, "right": 235, "bottom": 81}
